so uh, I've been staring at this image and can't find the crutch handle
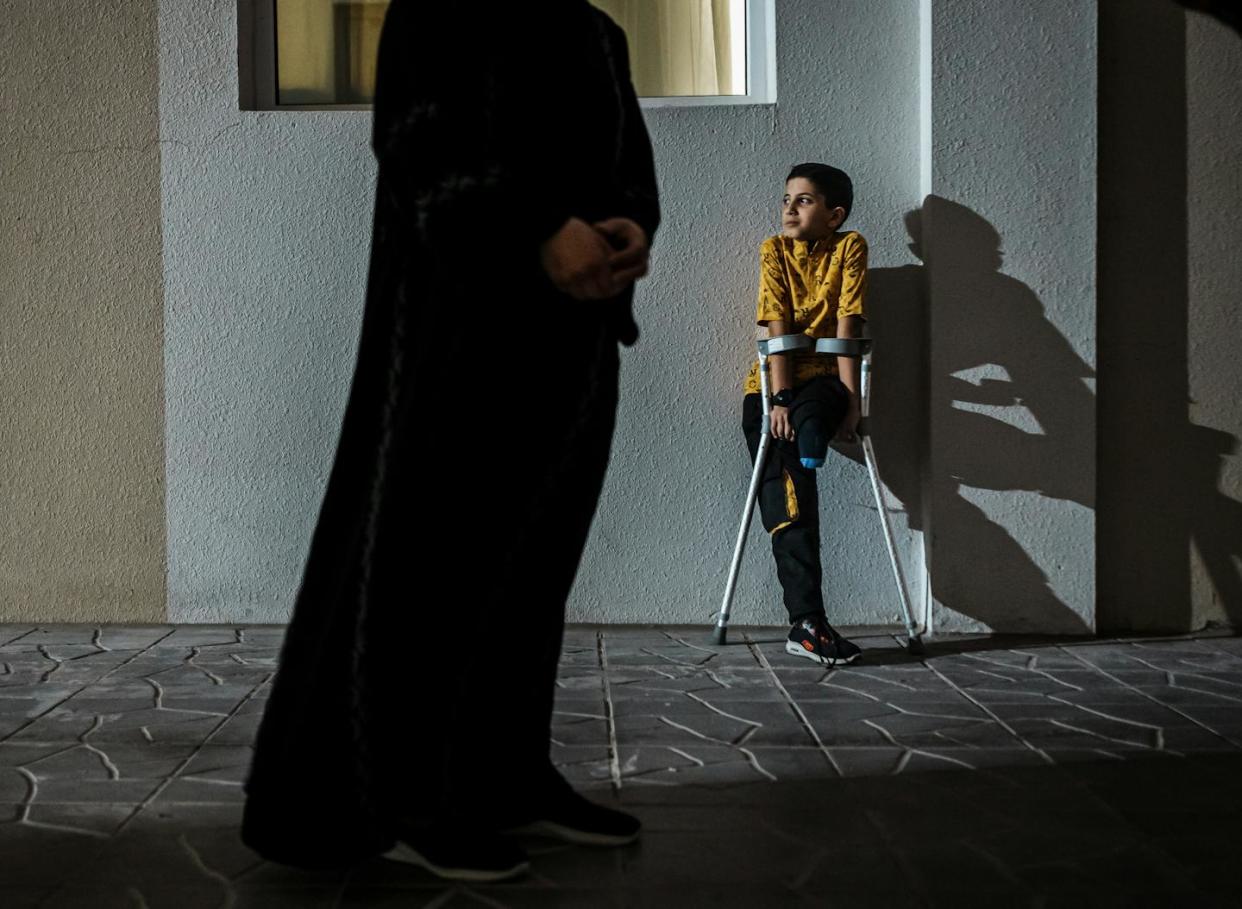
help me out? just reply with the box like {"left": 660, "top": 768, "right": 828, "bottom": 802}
{"left": 758, "top": 334, "right": 814, "bottom": 356}
{"left": 814, "top": 338, "right": 871, "bottom": 358}
{"left": 757, "top": 335, "right": 872, "bottom": 358}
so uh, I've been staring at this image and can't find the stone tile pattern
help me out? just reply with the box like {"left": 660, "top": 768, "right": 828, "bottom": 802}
{"left": 1, "top": 624, "right": 1241, "bottom": 907}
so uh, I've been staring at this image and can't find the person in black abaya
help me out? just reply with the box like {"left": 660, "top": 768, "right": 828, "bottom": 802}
{"left": 240, "top": 0, "right": 660, "bottom": 882}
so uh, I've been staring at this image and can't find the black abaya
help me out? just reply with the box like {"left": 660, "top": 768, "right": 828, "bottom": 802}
{"left": 241, "top": 0, "right": 659, "bottom": 867}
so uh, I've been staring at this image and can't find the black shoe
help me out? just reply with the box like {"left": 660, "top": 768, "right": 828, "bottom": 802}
{"left": 382, "top": 822, "right": 531, "bottom": 882}
{"left": 786, "top": 616, "right": 862, "bottom": 666}
{"left": 500, "top": 776, "right": 641, "bottom": 847}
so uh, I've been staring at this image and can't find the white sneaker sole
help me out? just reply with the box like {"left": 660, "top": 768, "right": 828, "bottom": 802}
{"left": 381, "top": 841, "right": 530, "bottom": 882}
{"left": 785, "top": 639, "right": 859, "bottom": 666}
{"left": 503, "top": 820, "right": 640, "bottom": 847}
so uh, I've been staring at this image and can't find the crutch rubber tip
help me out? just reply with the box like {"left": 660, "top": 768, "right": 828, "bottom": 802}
{"left": 711, "top": 626, "right": 728, "bottom": 646}
{"left": 906, "top": 636, "right": 925, "bottom": 656}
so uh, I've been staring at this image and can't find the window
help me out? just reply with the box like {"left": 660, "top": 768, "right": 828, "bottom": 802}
{"left": 239, "top": 0, "right": 775, "bottom": 110}
{"left": 274, "top": 0, "right": 386, "bottom": 105}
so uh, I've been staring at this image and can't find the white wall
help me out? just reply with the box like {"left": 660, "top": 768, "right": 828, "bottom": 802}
{"left": 161, "top": 0, "right": 376, "bottom": 621}
{"left": 1187, "top": 13, "right": 1242, "bottom": 630}
{"left": 923, "top": 0, "right": 1098, "bottom": 633}
{"left": 7, "top": 0, "right": 1237, "bottom": 631}
{"left": 589, "top": 0, "right": 926, "bottom": 626}
{"left": 160, "top": 0, "right": 926, "bottom": 624}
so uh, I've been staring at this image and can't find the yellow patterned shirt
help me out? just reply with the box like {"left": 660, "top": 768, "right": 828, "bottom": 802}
{"left": 742, "top": 231, "right": 868, "bottom": 395}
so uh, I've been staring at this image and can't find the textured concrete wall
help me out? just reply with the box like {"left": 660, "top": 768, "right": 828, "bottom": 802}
{"left": 1097, "top": 1, "right": 1242, "bottom": 633}
{"left": 587, "top": 0, "right": 926, "bottom": 626}
{"left": 0, "top": 0, "right": 166, "bottom": 622}
{"left": 160, "top": 0, "right": 376, "bottom": 621}
{"left": 924, "top": 0, "right": 1098, "bottom": 633}
{"left": 161, "top": 0, "right": 925, "bottom": 623}
{"left": 1186, "top": 13, "right": 1242, "bottom": 630}
{"left": 22, "top": 0, "right": 1226, "bottom": 630}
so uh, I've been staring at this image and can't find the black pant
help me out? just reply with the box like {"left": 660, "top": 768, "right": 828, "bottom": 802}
{"left": 450, "top": 324, "right": 620, "bottom": 812}
{"left": 741, "top": 375, "right": 851, "bottom": 623}
{"left": 373, "top": 317, "right": 621, "bottom": 826}
{"left": 242, "top": 317, "right": 623, "bottom": 862}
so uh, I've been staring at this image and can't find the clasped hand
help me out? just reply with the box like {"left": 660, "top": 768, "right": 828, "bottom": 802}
{"left": 770, "top": 395, "right": 862, "bottom": 444}
{"left": 539, "top": 216, "right": 650, "bottom": 301}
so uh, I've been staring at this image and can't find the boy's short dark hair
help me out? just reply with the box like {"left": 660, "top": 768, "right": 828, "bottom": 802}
{"left": 786, "top": 163, "right": 853, "bottom": 224}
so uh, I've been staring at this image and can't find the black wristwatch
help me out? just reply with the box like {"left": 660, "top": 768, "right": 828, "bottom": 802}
{"left": 770, "top": 389, "right": 794, "bottom": 408}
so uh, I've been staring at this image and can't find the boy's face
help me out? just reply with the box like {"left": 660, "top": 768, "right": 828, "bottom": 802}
{"left": 781, "top": 177, "right": 845, "bottom": 241}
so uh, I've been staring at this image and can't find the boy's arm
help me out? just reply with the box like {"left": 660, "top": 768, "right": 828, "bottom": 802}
{"left": 836, "top": 315, "right": 864, "bottom": 397}
{"left": 834, "top": 234, "right": 869, "bottom": 438}
{"left": 835, "top": 318, "right": 863, "bottom": 441}
{"left": 755, "top": 240, "right": 797, "bottom": 440}
{"left": 756, "top": 240, "right": 795, "bottom": 396}
{"left": 765, "top": 319, "right": 794, "bottom": 395}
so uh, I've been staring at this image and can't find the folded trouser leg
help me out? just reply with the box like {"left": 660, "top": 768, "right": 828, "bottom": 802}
{"left": 741, "top": 391, "right": 826, "bottom": 622}
{"left": 770, "top": 520, "right": 825, "bottom": 622}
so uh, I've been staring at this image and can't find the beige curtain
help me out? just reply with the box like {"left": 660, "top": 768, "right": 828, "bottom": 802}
{"left": 276, "top": 0, "right": 386, "bottom": 104}
{"left": 593, "top": 0, "right": 743, "bottom": 97}
{"left": 276, "top": 0, "right": 742, "bottom": 104}
{"left": 276, "top": 0, "right": 334, "bottom": 104}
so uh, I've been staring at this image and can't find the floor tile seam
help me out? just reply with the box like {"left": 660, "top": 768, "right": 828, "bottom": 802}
{"left": 859, "top": 804, "right": 941, "bottom": 900}
{"left": 0, "top": 629, "right": 39, "bottom": 648}
{"left": 329, "top": 867, "right": 357, "bottom": 909}
{"left": 1159, "top": 677, "right": 1242, "bottom": 704}
{"left": 1040, "top": 693, "right": 1208, "bottom": 744}
{"left": 1200, "top": 638, "right": 1242, "bottom": 665}
{"left": 110, "top": 666, "right": 274, "bottom": 836}
{"left": 743, "top": 635, "right": 841, "bottom": 777}
{"left": 856, "top": 720, "right": 981, "bottom": 772}
{"left": 1057, "top": 646, "right": 1242, "bottom": 750}
{"left": 0, "top": 628, "right": 181, "bottom": 746}
{"left": 658, "top": 629, "right": 725, "bottom": 659}
{"left": 597, "top": 632, "right": 623, "bottom": 795}
{"left": 972, "top": 808, "right": 1213, "bottom": 899}
{"left": 1039, "top": 717, "right": 1170, "bottom": 753}
{"left": 921, "top": 661, "right": 1054, "bottom": 764}
{"left": 172, "top": 829, "right": 241, "bottom": 902}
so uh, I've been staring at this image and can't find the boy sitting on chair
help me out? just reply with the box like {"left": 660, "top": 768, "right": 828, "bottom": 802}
{"left": 741, "top": 162, "right": 867, "bottom": 666}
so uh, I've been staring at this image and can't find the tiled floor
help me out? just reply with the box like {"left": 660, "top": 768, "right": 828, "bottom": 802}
{"left": 2, "top": 624, "right": 1241, "bottom": 907}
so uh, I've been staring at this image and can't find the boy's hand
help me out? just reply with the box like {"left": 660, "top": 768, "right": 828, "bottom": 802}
{"left": 540, "top": 217, "right": 621, "bottom": 300}
{"left": 770, "top": 406, "right": 795, "bottom": 442}
{"left": 593, "top": 217, "right": 650, "bottom": 287}
{"left": 835, "top": 394, "right": 862, "bottom": 443}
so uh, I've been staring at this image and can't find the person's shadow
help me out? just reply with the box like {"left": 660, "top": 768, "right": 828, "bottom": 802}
{"left": 1182, "top": 425, "right": 1242, "bottom": 625}
{"left": 864, "top": 191, "right": 1242, "bottom": 634}
{"left": 862, "top": 199, "right": 1096, "bottom": 633}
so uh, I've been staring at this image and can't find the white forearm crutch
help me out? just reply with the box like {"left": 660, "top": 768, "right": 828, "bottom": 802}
{"left": 712, "top": 334, "right": 925, "bottom": 654}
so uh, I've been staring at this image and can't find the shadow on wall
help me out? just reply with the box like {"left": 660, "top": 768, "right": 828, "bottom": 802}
{"left": 1099, "top": 0, "right": 1242, "bottom": 631}
{"left": 1181, "top": 426, "right": 1242, "bottom": 628}
{"left": 869, "top": 199, "right": 1095, "bottom": 634}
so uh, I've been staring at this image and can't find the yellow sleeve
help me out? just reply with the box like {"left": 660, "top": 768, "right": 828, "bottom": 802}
{"left": 755, "top": 239, "right": 793, "bottom": 324}
{"left": 837, "top": 233, "right": 868, "bottom": 320}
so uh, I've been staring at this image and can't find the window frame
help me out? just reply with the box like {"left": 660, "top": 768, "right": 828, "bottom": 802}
{"left": 238, "top": 0, "right": 776, "bottom": 111}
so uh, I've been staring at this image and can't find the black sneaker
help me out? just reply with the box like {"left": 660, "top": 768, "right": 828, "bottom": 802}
{"left": 786, "top": 616, "right": 862, "bottom": 666}
{"left": 382, "top": 822, "right": 531, "bottom": 882}
{"left": 501, "top": 789, "right": 640, "bottom": 849}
